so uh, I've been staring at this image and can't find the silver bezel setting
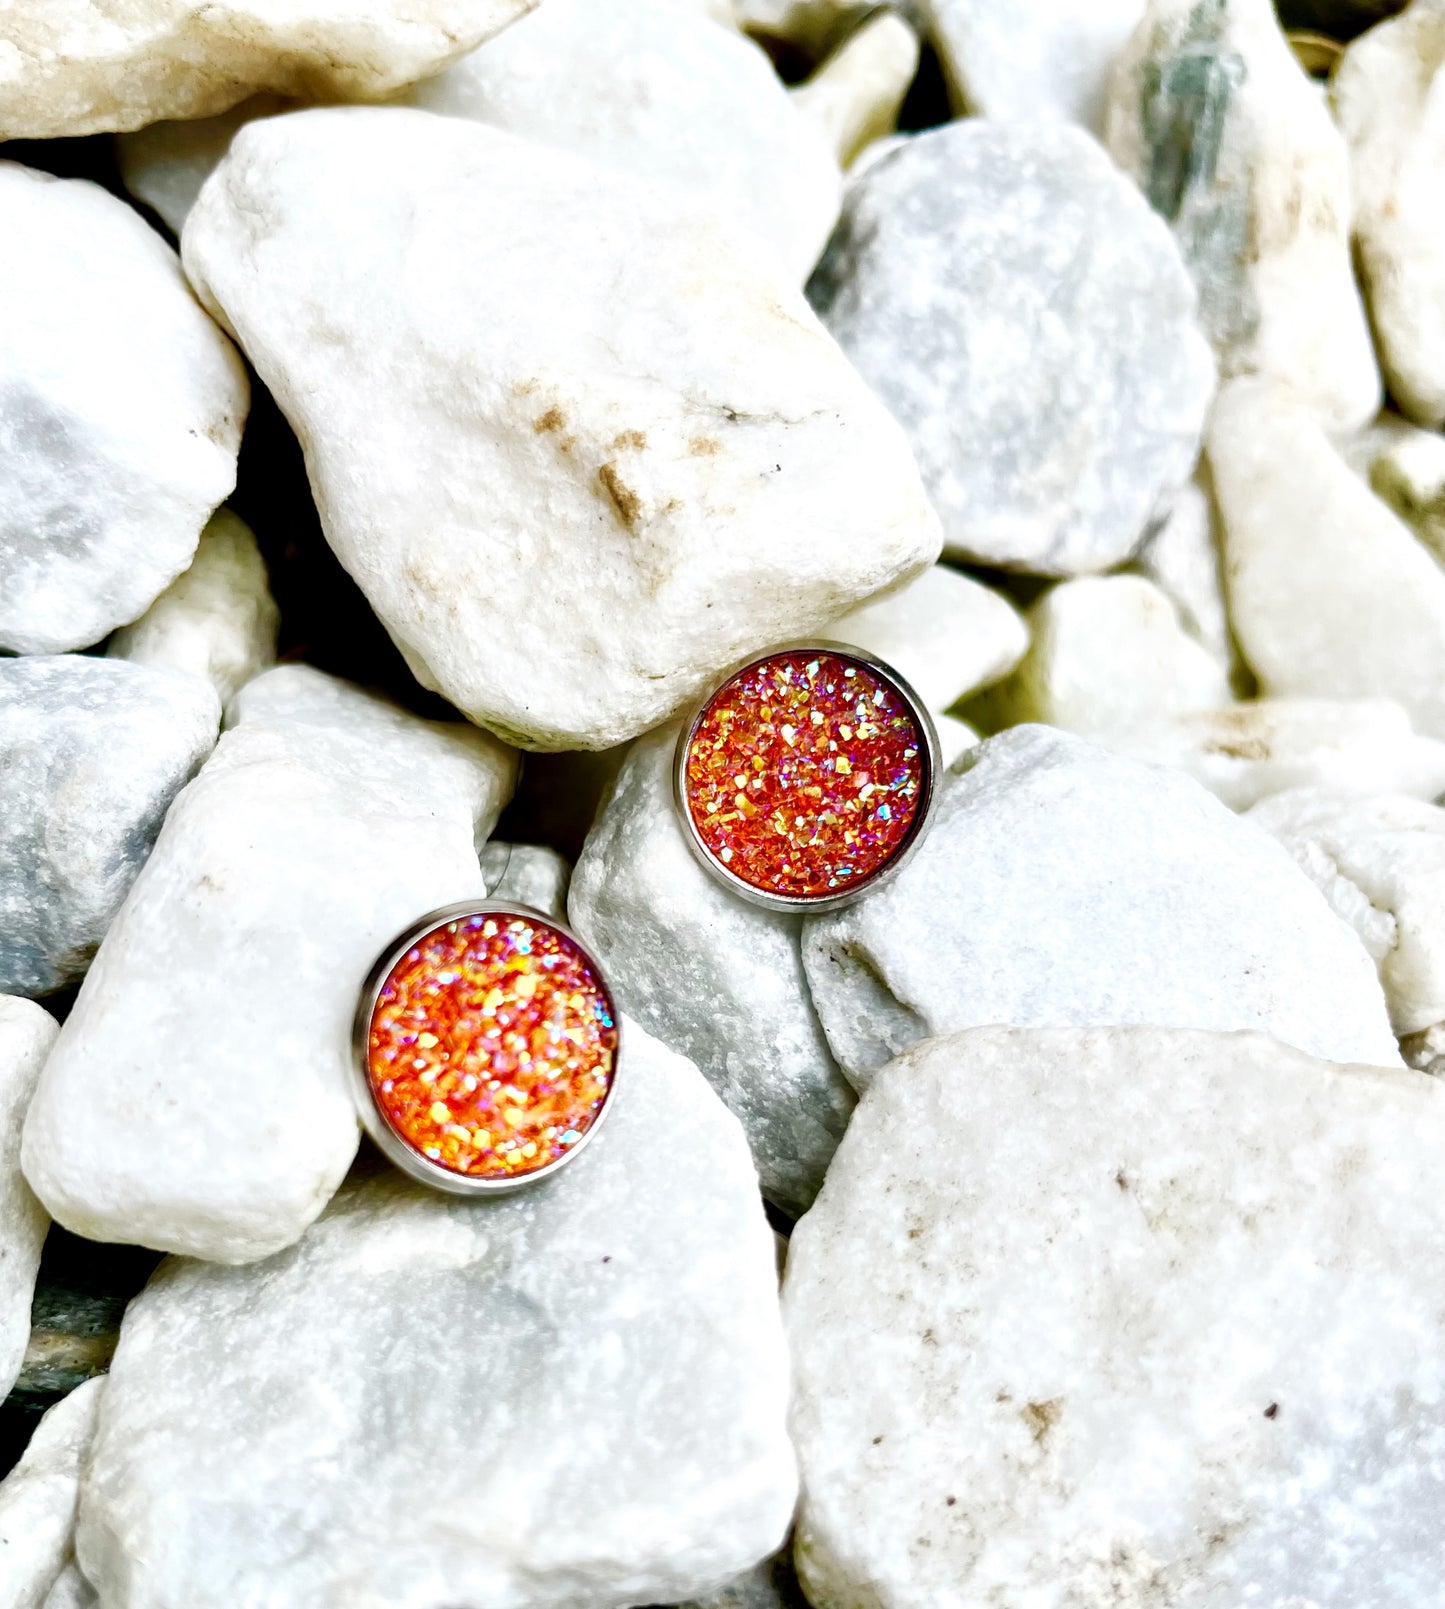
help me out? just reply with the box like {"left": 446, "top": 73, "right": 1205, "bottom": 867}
{"left": 351, "top": 900, "right": 622, "bottom": 1196}
{"left": 672, "top": 639, "right": 941, "bottom": 915}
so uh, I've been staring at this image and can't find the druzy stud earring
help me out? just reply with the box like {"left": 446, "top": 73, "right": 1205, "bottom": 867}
{"left": 674, "top": 642, "right": 939, "bottom": 913}
{"left": 352, "top": 903, "right": 620, "bottom": 1195}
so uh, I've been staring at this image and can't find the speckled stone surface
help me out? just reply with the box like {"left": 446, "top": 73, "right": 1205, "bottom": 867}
{"left": 809, "top": 120, "right": 1214, "bottom": 575}
{"left": 77, "top": 1024, "right": 796, "bottom": 1609}
{"left": 0, "top": 998, "right": 55, "bottom": 1406}
{"left": 786, "top": 1026, "right": 1445, "bottom": 1609}
{"left": 0, "top": 1378, "right": 103, "bottom": 1609}
{"left": 0, "top": 656, "right": 221, "bottom": 997}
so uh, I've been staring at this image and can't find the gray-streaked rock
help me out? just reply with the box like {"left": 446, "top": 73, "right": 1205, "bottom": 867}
{"left": 1132, "top": 474, "right": 1233, "bottom": 662}
{"left": 40, "top": 1565, "right": 97, "bottom": 1609}
{"left": 0, "top": 1378, "right": 102, "bottom": 1609}
{"left": 1334, "top": 0, "right": 1445, "bottom": 427}
{"left": 21, "top": 666, "right": 517, "bottom": 1265}
{"left": 786, "top": 1026, "right": 1445, "bottom": 1609}
{"left": 480, "top": 841, "right": 570, "bottom": 922}
{"left": 406, "top": 0, "right": 841, "bottom": 284}
{"left": 920, "top": 0, "right": 1146, "bottom": 129}
{"left": 77, "top": 1025, "right": 795, "bottom": 1608}
{"left": 183, "top": 107, "right": 940, "bottom": 751}
{"left": 1250, "top": 787, "right": 1445, "bottom": 1036}
{"left": 1210, "top": 379, "right": 1445, "bottom": 738}
{"left": 977, "top": 574, "right": 1231, "bottom": 735}
{"left": 0, "top": 163, "right": 248, "bottom": 655}
{"left": 106, "top": 508, "right": 279, "bottom": 709}
{"left": 570, "top": 726, "right": 854, "bottom": 1217}
{"left": 0, "top": 0, "right": 537, "bottom": 139}
{"left": 790, "top": 11, "right": 921, "bottom": 169}
{"left": 802, "top": 725, "right": 1399, "bottom": 1089}
{"left": 0, "top": 998, "right": 55, "bottom": 1403}
{"left": 827, "top": 565, "right": 1027, "bottom": 715}
{"left": 1100, "top": 696, "right": 1445, "bottom": 809}
{"left": 809, "top": 121, "right": 1213, "bottom": 576}
{"left": 0, "top": 657, "right": 221, "bottom": 997}
{"left": 1105, "top": 0, "right": 1380, "bottom": 431}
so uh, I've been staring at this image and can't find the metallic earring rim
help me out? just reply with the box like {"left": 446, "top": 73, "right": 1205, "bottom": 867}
{"left": 672, "top": 639, "right": 941, "bottom": 916}
{"left": 351, "top": 900, "right": 622, "bottom": 1197}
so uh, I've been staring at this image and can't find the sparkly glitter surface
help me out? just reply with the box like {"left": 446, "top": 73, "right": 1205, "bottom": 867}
{"left": 682, "top": 648, "right": 928, "bottom": 900}
{"left": 365, "top": 912, "right": 617, "bottom": 1181}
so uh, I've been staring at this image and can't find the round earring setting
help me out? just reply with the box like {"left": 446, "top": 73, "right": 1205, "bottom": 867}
{"left": 674, "top": 642, "right": 939, "bottom": 913}
{"left": 352, "top": 902, "right": 620, "bottom": 1195}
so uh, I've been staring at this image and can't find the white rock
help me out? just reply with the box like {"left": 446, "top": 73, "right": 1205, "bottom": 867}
{"left": 1105, "top": 0, "right": 1381, "bottom": 431}
{"left": 0, "top": 0, "right": 537, "bottom": 139}
{"left": 106, "top": 508, "right": 278, "bottom": 709}
{"left": 183, "top": 108, "right": 940, "bottom": 751}
{"left": 76, "top": 1024, "right": 796, "bottom": 1608}
{"left": 1210, "top": 378, "right": 1445, "bottom": 738}
{"left": 786, "top": 1026, "right": 1445, "bottom": 1609}
{"left": 827, "top": 565, "right": 1027, "bottom": 715}
{"left": 0, "top": 657, "right": 221, "bottom": 997}
{"left": 979, "top": 574, "right": 1232, "bottom": 735}
{"left": 21, "top": 666, "right": 517, "bottom": 1265}
{"left": 933, "top": 714, "right": 978, "bottom": 767}
{"left": 407, "top": 0, "right": 841, "bottom": 285}
{"left": 569, "top": 726, "right": 854, "bottom": 1216}
{"left": 919, "top": 0, "right": 1145, "bottom": 130}
{"left": 809, "top": 121, "right": 1214, "bottom": 575}
{"left": 0, "top": 1379, "right": 104, "bottom": 1609}
{"left": 790, "top": 11, "right": 920, "bottom": 169}
{"left": 1131, "top": 474, "right": 1233, "bottom": 661}
{"left": 1370, "top": 421, "right": 1445, "bottom": 565}
{"left": 1102, "top": 696, "right": 1445, "bottom": 810}
{"left": 1250, "top": 787, "right": 1445, "bottom": 1036}
{"left": 1334, "top": 0, "right": 1445, "bottom": 427}
{"left": 0, "top": 997, "right": 54, "bottom": 1402}
{"left": 726, "top": 0, "right": 872, "bottom": 53}
{"left": 802, "top": 724, "right": 1400, "bottom": 1089}
{"left": 39, "top": 1566, "right": 97, "bottom": 1609}
{"left": 0, "top": 164, "right": 248, "bottom": 655}
{"left": 480, "top": 841, "right": 570, "bottom": 922}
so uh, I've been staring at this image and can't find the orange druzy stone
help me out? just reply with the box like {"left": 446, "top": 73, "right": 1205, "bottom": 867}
{"left": 682, "top": 648, "right": 927, "bottom": 900}
{"left": 365, "top": 911, "right": 617, "bottom": 1182}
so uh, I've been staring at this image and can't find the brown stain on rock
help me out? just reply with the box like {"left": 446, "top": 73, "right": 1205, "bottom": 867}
{"left": 1021, "top": 1397, "right": 1065, "bottom": 1447}
{"left": 689, "top": 434, "right": 721, "bottom": 456}
{"left": 611, "top": 429, "right": 647, "bottom": 451}
{"left": 599, "top": 461, "right": 643, "bottom": 530}
{"left": 534, "top": 406, "right": 567, "bottom": 434}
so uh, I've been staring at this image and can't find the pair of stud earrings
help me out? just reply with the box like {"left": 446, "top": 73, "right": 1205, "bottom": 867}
{"left": 353, "top": 642, "right": 939, "bottom": 1196}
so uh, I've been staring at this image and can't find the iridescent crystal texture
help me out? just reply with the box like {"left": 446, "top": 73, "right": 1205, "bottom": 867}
{"left": 365, "top": 912, "right": 617, "bottom": 1181}
{"left": 682, "top": 648, "right": 926, "bottom": 900}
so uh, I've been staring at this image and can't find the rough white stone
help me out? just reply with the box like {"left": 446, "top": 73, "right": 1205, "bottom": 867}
{"left": 570, "top": 726, "right": 853, "bottom": 1216}
{"left": 980, "top": 575, "right": 1232, "bottom": 735}
{"left": 0, "top": 657, "right": 221, "bottom": 997}
{"left": 1106, "top": 0, "right": 1381, "bottom": 431}
{"left": 920, "top": 0, "right": 1146, "bottom": 130}
{"left": 786, "top": 1026, "right": 1445, "bottom": 1609}
{"left": 21, "top": 666, "right": 517, "bottom": 1265}
{"left": 1103, "top": 696, "right": 1445, "bottom": 810}
{"left": 1250, "top": 787, "right": 1445, "bottom": 1036}
{"left": 790, "top": 11, "right": 920, "bottom": 169}
{"left": 1334, "top": 0, "right": 1445, "bottom": 428}
{"left": 0, "top": 1379, "right": 103, "bottom": 1609}
{"left": 1370, "top": 421, "right": 1445, "bottom": 565}
{"left": 802, "top": 724, "right": 1400, "bottom": 1089}
{"left": 39, "top": 1566, "right": 96, "bottom": 1609}
{"left": 827, "top": 565, "right": 1027, "bottom": 715}
{"left": 0, "top": 0, "right": 537, "bottom": 139}
{"left": 183, "top": 108, "right": 940, "bottom": 751}
{"left": 480, "top": 841, "right": 570, "bottom": 922}
{"left": 0, "top": 997, "right": 54, "bottom": 1403}
{"left": 809, "top": 121, "right": 1214, "bottom": 575}
{"left": 1210, "top": 378, "right": 1445, "bottom": 738}
{"left": 406, "top": 0, "right": 841, "bottom": 284}
{"left": 0, "top": 163, "right": 248, "bottom": 655}
{"left": 1132, "top": 474, "right": 1233, "bottom": 662}
{"left": 76, "top": 1025, "right": 796, "bottom": 1608}
{"left": 106, "top": 507, "right": 279, "bottom": 708}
